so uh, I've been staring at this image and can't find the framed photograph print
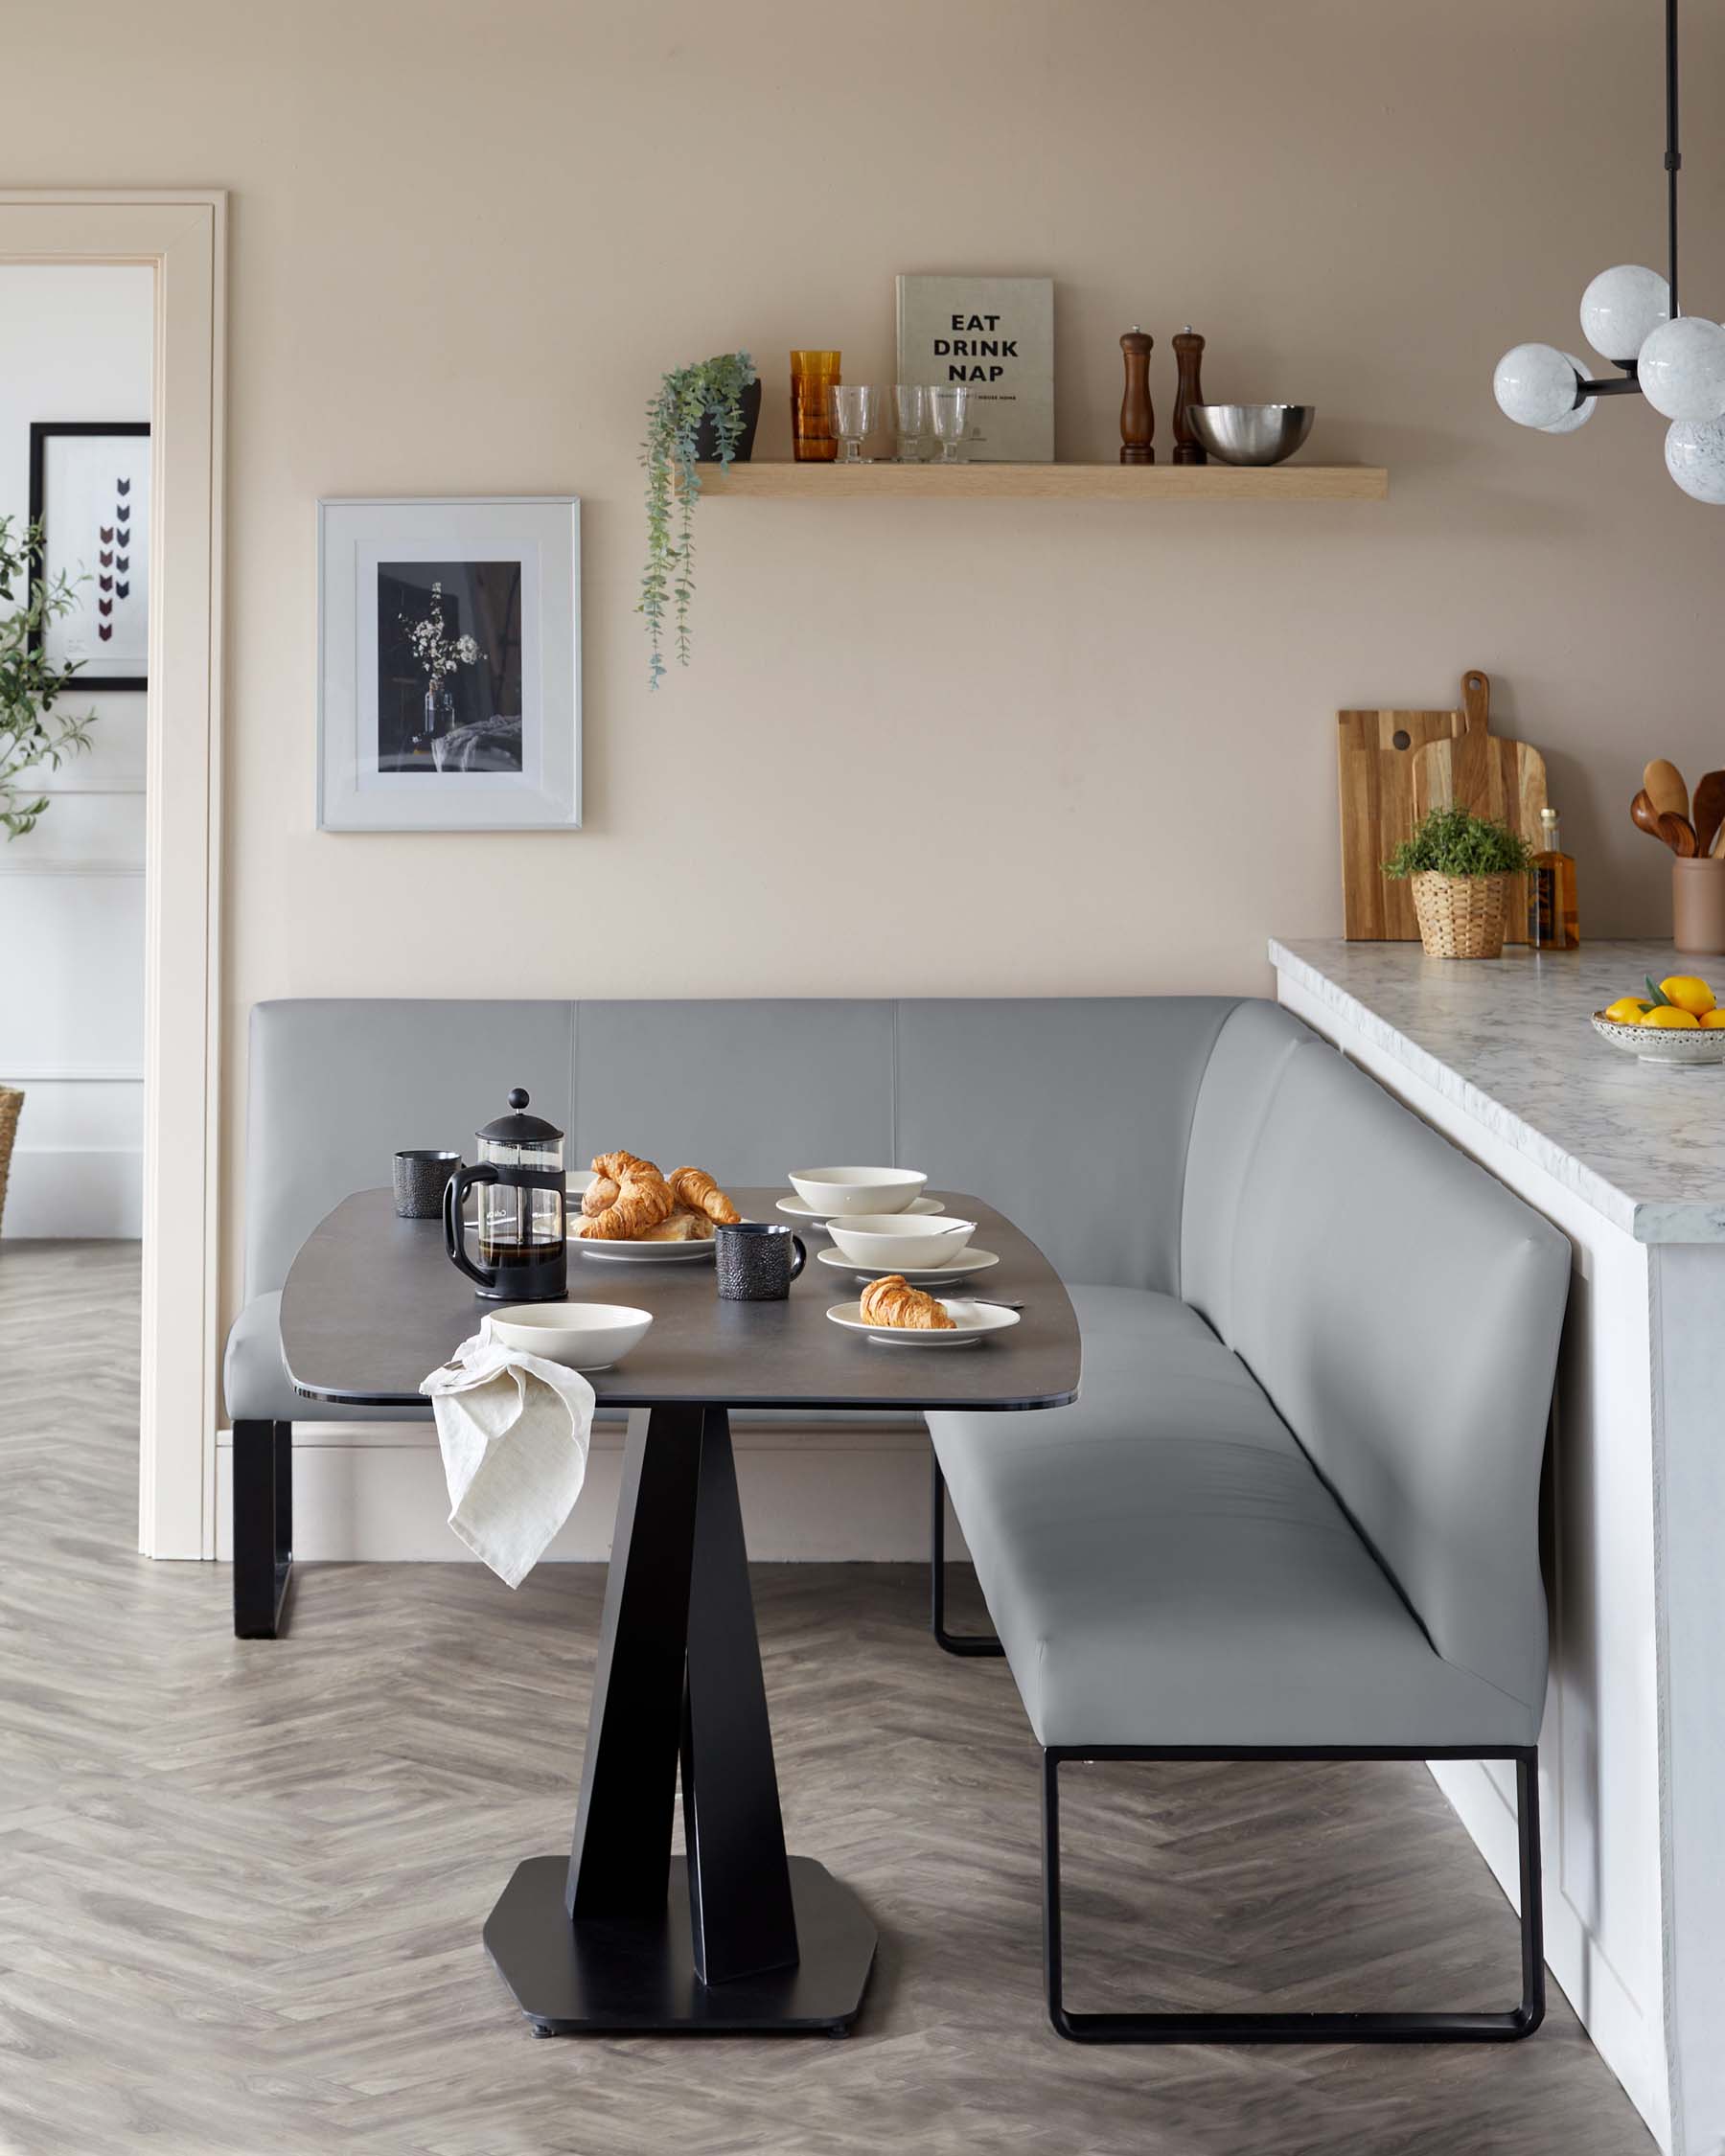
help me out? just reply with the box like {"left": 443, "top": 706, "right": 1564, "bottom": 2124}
{"left": 317, "top": 496, "right": 581, "bottom": 832}
{"left": 29, "top": 422, "right": 151, "bottom": 690}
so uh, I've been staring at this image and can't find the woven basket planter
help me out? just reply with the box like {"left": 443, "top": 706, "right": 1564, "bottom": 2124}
{"left": 0, "top": 1088, "right": 20, "bottom": 1235}
{"left": 1410, "top": 871, "right": 1509, "bottom": 960}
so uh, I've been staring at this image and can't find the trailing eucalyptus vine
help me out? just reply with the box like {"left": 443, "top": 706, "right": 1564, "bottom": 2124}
{"left": 0, "top": 514, "right": 95, "bottom": 840}
{"left": 640, "top": 351, "right": 756, "bottom": 689}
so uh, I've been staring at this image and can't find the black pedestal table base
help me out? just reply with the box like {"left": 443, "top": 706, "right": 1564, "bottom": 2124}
{"left": 485, "top": 1404, "right": 877, "bottom": 2036}
{"left": 486, "top": 1855, "right": 875, "bottom": 2035}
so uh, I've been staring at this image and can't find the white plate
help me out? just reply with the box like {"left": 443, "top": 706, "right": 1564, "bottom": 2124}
{"left": 816, "top": 1245, "right": 1000, "bottom": 1284}
{"left": 574, "top": 1234, "right": 716, "bottom": 1262}
{"left": 826, "top": 1297, "right": 1021, "bottom": 1346}
{"left": 777, "top": 1193, "right": 943, "bottom": 1226}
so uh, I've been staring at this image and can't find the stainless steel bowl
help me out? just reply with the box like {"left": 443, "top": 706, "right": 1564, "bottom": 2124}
{"left": 1185, "top": 403, "right": 1315, "bottom": 466}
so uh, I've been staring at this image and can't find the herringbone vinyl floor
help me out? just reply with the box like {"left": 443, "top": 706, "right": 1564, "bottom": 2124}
{"left": 0, "top": 1242, "right": 1653, "bottom": 2155}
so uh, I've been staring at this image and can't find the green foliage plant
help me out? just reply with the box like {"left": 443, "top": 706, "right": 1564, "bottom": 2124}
{"left": 0, "top": 513, "right": 95, "bottom": 839}
{"left": 640, "top": 351, "right": 757, "bottom": 690}
{"left": 1383, "top": 804, "right": 1533, "bottom": 881}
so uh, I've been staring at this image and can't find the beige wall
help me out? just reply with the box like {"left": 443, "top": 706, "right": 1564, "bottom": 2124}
{"left": 12, "top": 0, "right": 1723, "bottom": 1316}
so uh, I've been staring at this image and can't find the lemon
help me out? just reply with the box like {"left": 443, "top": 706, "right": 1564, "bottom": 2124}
{"left": 1642, "top": 1004, "right": 1702, "bottom": 1029}
{"left": 1604, "top": 997, "right": 1652, "bottom": 1024}
{"left": 1659, "top": 975, "right": 1716, "bottom": 1015}
{"left": 1703, "top": 1010, "right": 1725, "bottom": 1030}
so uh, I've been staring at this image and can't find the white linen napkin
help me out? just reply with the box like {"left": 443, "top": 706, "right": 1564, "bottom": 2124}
{"left": 420, "top": 1319, "right": 596, "bottom": 1588}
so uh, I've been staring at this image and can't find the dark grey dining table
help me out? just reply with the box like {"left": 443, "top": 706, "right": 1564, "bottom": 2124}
{"left": 279, "top": 1186, "right": 1081, "bottom": 2039}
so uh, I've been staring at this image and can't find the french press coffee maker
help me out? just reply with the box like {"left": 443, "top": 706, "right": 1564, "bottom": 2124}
{"left": 444, "top": 1088, "right": 568, "bottom": 1300}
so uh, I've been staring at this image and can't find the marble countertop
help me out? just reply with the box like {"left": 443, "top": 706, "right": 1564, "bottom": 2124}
{"left": 1270, "top": 938, "right": 1725, "bottom": 1244}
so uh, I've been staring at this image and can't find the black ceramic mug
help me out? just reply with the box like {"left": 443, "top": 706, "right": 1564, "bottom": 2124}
{"left": 714, "top": 1220, "right": 806, "bottom": 1301}
{"left": 394, "top": 1149, "right": 462, "bottom": 1220}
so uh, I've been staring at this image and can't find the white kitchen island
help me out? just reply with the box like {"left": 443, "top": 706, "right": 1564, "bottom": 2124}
{"left": 1272, "top": 938, "right": 1725, "bottom": 2156}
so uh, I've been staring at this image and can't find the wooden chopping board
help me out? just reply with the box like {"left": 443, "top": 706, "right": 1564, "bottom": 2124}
{"left": 1337, "top": 700, "right": 1464, "bottom": 940}
{"left": 1413, "top": 670, "right": 1547, "bottom": 947}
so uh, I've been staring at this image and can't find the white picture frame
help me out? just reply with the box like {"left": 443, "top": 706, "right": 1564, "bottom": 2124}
{"left": 317, "top": 495, "right": 581, "bottom": 832}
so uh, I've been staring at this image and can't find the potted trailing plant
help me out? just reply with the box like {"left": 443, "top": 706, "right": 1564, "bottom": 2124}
{"left": 0, "top": 512, "right": 95, "bottom": 839}
{"left": 1384, "top": 804, "right": 1533, "bottom": 959}
{"left": 639, "top": 351, "right": 759, "bottom": 689}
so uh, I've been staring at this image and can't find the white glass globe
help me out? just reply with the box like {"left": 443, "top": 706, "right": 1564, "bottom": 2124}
{"left": 1666, "top": 418, "right": 1725, "bottom": 504}
{"left": 1494, "top": 344, "right": 1582, "bottom": 429}
{"left": 1540, "top": 356, "right": 1596, "bottom": 433}
{"left": 1579, "top": 264, "right": 1670, "bottom": 363}
{"left": 1639, "top": 316, "right": 1725, "bottom": 421}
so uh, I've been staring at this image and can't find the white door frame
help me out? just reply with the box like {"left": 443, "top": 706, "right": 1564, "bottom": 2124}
{"left": 0, "top": 191, "right": 226, "bottom": 1559}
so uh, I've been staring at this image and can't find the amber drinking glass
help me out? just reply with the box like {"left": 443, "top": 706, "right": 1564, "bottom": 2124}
{"left": 791, "top": 350, "right": 840, "bottom": 463}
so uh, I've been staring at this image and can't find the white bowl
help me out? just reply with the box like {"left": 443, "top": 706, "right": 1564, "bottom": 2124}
{"left": 788, "top": 1166, "right": 928, "bottom": 1217}
{"left": 826, "top": 1214, "right": 977, "bottom": 1267}
{"left": 487, "top": 1301, "right": 654, "bottom": 1370}
{"left": 1591, "top": 1013, "right": 1725, "bottom": 1067}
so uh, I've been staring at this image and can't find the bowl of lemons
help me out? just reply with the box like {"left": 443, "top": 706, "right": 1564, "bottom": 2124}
{"left": 1593, "top": 974, "right": 1725, "bottom": 1066}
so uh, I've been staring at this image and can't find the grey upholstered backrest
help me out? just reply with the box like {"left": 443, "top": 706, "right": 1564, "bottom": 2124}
{"left": 1201, "top": 1037, "right": 1571, "bottom": 1714}
{"left": 244, "top": 994, "right": 1247, "bottom": 1300}
{"left": 896, "top": 998, "right": 1239, "bottom": 1294}
{"left": 573, "top": 1001, "right": 895, "bottom": 1187}
{"left": 1180, "top": 999, "right": 1317, "bottom": 1340}
{"left": 245, "top": 999, "right": 575, "bottom": 1296}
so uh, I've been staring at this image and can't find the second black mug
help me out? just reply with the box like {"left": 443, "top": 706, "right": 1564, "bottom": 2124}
{"left": 714, "top": 1220, "right": 806, "bottom": 1301}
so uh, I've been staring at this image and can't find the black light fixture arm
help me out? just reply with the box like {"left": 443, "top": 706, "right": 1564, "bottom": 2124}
{"left": 1572, "top": 0, "right": 1681, "bottom": 409}
{"left": 1668, "top": 0, "right": 1682, "bottom": 318}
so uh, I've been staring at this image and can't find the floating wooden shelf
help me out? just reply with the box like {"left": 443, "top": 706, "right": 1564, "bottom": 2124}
{"left": 692, "top": 460, "right": 1388, "bottom": 501}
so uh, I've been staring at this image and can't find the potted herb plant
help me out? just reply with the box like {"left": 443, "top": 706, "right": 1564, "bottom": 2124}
{"left": 639, "top": 351, "right": 759, "bottom": 689}
{"left": 1384, "top": 805, "right": 1533, "bottom": 959}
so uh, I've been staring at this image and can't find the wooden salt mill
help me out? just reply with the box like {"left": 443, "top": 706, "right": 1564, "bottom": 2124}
{"left": 1119, "top": 327, "right": 1154, "bottom": 464}
{"left": 1172, "top": 325, "right": 1207, "bottom": 465}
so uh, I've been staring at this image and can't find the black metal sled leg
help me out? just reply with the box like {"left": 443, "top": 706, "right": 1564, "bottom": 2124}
{"left": 930, "top": 1455, "right": 1003, "bottom": 1658}
{"left": 233, "top": 1419, "right": 293, "bottom": 1639}
{"left": 1043, "top": 1746, "right": 1545, "bottom": 2043}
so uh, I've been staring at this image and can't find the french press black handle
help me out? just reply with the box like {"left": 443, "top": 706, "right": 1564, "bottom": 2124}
{"left": 444, "top": 1162, "right": 500, "bottom": 1291}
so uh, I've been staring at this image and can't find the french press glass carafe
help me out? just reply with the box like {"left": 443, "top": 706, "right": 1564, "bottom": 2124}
{"left": 444, "top": 1088, "right": 568, "bottom": 1301}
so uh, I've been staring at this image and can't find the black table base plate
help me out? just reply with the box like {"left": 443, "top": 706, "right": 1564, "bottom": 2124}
{"left": 485, "top": 1856, "right": 878, "bottom": 2036}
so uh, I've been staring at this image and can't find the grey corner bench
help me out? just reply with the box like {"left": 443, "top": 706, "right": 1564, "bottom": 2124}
{"left": 225, "top": 995, "right": 1568, "bottom": 2045}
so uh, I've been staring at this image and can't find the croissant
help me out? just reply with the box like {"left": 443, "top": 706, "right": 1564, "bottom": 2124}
{"left": 859, "top": 1275, "right": 955, "bottom": 1330}
{"left": 580, "top": 1151, "right": 676, "bottom": 1240}
{"left": 581, "top": 1175, "right": 619, "bottom": 1219}
{"left": 668, "top": 1166, "right": 741, "bottom": 1226}
{"left": 635, "top": 1206, "right": 705, "bottom": 1242}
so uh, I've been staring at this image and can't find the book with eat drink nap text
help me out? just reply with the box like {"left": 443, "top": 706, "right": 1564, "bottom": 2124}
{"left": 895, "top": 274, "right": 1054, "bottom": 462}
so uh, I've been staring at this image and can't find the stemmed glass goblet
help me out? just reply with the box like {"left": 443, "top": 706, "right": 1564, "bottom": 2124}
{"left": 892, "top": 384, "right": 930, "bottom": 463}
{"left": 929, "top": 386, "right": 970, "bottom": 463}
{"left": 828, "top": 384, "right": 880, "bottom": 464}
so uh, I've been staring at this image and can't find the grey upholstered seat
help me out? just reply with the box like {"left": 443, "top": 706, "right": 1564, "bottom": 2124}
{"left": 932, "top": 1286, "right": 1540, "bottom": 1751}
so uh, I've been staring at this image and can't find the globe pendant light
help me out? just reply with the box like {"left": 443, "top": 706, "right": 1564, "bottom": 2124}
{"left": 1494, "top": 0, "right": 1725, "bottom": 498}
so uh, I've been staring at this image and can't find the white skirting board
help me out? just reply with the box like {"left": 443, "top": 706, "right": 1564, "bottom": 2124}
{"left": 214, "top": 1419, "right": 970, "bottom": 1564}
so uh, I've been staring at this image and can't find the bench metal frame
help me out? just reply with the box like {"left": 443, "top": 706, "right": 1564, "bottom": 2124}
{"left": 929, "top": 1457, "right": 1003, "bottom": 1658}
{"left": 1042, "top": 1743, "right": 1544, "bottom": 2043}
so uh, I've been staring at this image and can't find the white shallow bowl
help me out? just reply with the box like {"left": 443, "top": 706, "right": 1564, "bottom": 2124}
{"left": 487, "top": 1301, "right": 654, "bottom": 1369}
{"left": 816, "top": 1244, "right": 1000, "bottom": 1284}
{"left": 778, "top": 1193, "right": 942, "bottom": 1226}
{"left": 826, "top": 1297, "right": 1020, "bottom": 1346}
{"left": 788, "top": 1166, "right": 928, "bottom": 1217}
{"left": 827, "top": 1213, "right": 977, "bottom": 1267}
{"left": 1592, "top": 1013, "right": 1725, "bottom": 1067}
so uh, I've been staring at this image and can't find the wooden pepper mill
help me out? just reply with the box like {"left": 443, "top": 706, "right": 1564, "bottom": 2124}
{"left": 1119, "top": 327, "right": 1154, "bottom": 465}
{"left": 1172, "top": 325, "right": 1207, "bottom": 465}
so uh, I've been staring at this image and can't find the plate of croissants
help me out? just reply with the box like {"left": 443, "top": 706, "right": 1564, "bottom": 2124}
{"left": 827, "top": 1275, "right": 1021, "bottom": 1345}
{"left": 572, "top": 1152, "right": 744, "bottom": 1259}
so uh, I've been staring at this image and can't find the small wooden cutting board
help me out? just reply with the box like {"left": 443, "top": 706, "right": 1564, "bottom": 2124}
{"left": 1413, "top": 671, "right": 1547, "bottom": 946}
{"left": 1337, "top": 701, "right": 1464, "bottom": 940}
